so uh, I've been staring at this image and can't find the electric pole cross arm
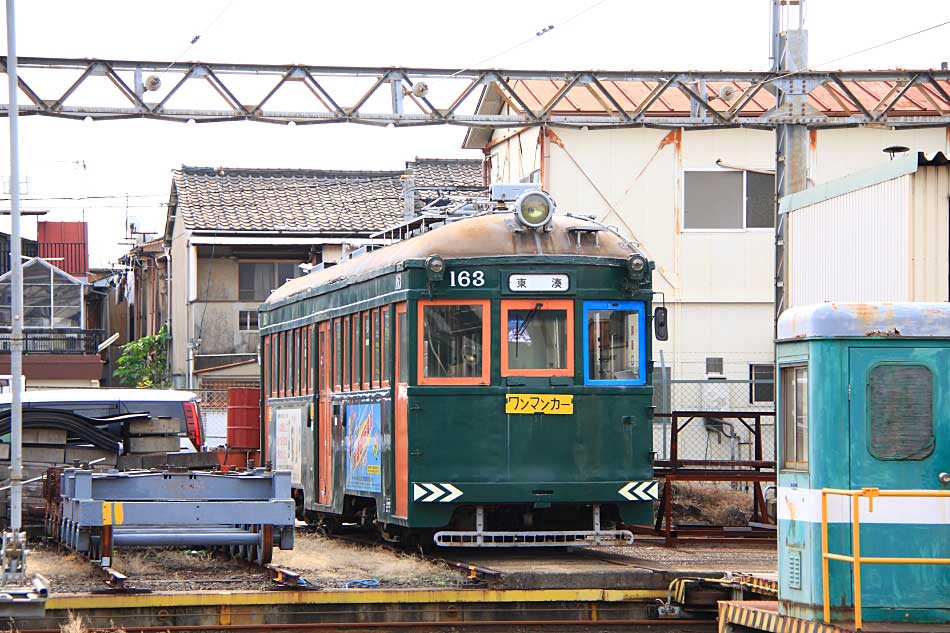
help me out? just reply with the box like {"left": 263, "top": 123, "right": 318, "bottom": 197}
{"left": 2, "top": 57, "right": 950, "bottom": 129}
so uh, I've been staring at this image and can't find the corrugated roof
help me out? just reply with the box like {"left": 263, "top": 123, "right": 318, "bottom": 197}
{"left": 463, "top": 76, "right": 950, "bottom": 148}
{"left": 172, "top": 159, "right": 482, "bottom": 235}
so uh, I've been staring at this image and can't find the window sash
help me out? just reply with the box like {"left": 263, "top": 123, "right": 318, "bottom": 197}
{"left": 583, "top": 301, "right": 645, "bottom": 385}
{"left": 501, "top": 299, "right": 574, "bottom": 377}
{"left": 418, "top": 299, "right": 490, "bottom": 385}
{"left": 683, "top": 170, "right": 775, "bottom": 231}
{"left": 781, "top": 365, "right": 808, "bottom": 469}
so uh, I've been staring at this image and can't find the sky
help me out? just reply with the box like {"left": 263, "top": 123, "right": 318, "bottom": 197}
{"left": 0, "top": 0, "right": 948, "bottom": 267}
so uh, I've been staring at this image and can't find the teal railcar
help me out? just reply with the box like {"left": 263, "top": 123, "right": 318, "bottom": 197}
{"left": 776, "top": 302, "right": 950, "bottom": 625}
{"left": 258, "top": 191, "right": 664, "bottom": 547}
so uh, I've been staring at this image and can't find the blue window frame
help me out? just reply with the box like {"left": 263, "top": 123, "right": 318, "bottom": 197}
{"left": 583, "top": 300, "right": 647, "bottom": 386}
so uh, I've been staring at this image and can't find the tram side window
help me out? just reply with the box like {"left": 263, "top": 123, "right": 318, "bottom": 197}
{"left": 584, "top": 301, "right": 645, "bottom": 385}
{"left": 372, "top": 309, "right": 381, "bottom": 387}
{"left": 343, "top": 317, "right": 350, "bottom": 390}
{"left": 781, "top": 365, "right": 808, "bottom": 470}
{"left": 363, "top": 312, "right": 372, "bottom": 387}
{"left": 262, "top": 336, "right": 270, "bottom": 397}
{"left": 868, "top": 365, "right": 935, "bottom": 460}
{"left": 333, "top": 319, "right": 342, "bottom": 390}
{"left": 502, "top": 300, "right": 573, "bottom": 376}
{"left": 397, "top": 308, "right": 408, "bottom": 384}
{"left": 352, "top": 314, "right": 362, "bottom": 390}
{"left": 419, "top": 300, "right": 489, "bottom": 384}
{"left": 385, "top": 306, "right": 394, "bottom": 386}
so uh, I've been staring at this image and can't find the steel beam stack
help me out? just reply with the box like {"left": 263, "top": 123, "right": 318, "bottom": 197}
{"left": 48, "top": 468, "right": 294, "bottom": 567}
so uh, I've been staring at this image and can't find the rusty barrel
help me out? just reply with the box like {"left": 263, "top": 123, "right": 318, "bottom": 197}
{"left": 226, "top": 387, "right": 261, "bottom": 450}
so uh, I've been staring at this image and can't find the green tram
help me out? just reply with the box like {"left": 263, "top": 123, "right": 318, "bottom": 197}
{"left": 259, "top": 186, "right": 665, "bottom": 547}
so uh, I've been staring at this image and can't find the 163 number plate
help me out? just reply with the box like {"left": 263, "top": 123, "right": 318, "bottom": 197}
{"left": 505, "top": 394, "right": 573, "bottom": 415}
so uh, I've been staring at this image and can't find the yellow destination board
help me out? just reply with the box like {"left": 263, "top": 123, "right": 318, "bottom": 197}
{"left": 505, "top": 394, "right": 573, "bottom": 415}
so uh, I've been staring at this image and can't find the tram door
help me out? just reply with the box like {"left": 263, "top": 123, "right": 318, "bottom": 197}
{"left": 317, "top": 321, "right": 333, "bottom": 506}
{"left": 848, "top": 346, "right": 950, "bottom": 610}
{"left": 394, "top": 302, "right": 409, "bottom": 518}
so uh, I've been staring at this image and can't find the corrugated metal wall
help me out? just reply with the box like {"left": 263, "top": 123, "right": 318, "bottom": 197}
{"left": 788, "top": 167, "right": 950, "bottom": 307}
{"left": 910, "top": 166, "right": 950, "bottom": 301}
{"left": 788, "top": 175, "right": 911, "bottom": 307}
{"left": 37, "top": 221, "right": 89, "bottom": 279}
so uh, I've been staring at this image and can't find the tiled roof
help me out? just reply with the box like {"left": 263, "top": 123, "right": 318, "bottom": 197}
{"left": 173, "top": 160, "right": 483, "bottom": 234}
{"left": 406, "top": 158, "right": 483, "bottom": 188}
{"left": 173, "top": 167, "right": 406, "bottom": 234}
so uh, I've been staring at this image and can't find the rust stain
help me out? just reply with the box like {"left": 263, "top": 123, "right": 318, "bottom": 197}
{"left": 865, "top": 328, "right": 901, "bottom": 337}
{"left": 544, "top": 126, "right": 566, "bottom": 150}
{"left": 658, "top": 128, "right": 682, "bottom": 151}
{"left": 809, "top": 129, "right": 818, "bottom": 152}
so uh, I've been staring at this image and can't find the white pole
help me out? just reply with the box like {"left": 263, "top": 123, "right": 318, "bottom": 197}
{"left": 5, "top": 0, "right": 23, "bottom": 536}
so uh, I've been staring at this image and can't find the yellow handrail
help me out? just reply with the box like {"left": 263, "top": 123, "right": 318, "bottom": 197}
{"left": 820, "top": 487, "right": 950, "bottom": 630}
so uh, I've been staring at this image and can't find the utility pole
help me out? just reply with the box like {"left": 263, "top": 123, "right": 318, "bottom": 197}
{"left": 772, "top": 0, "right": 810, "bottom": 322}
{"left": 2, "top": 0, "right": 26, "bottom": 585}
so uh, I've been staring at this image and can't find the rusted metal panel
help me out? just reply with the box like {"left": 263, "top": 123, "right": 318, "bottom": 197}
{"left": 777, "top": 302, "right": 950, "bottom": 341}
{"left": 37, "top": 221, "right": 89, "bottom": 278}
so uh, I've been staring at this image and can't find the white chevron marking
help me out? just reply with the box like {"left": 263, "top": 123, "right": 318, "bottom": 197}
{"left": 440, "top": 483, "right": 463, "bottom": 502}
{"left": 422, "top": 482, "right": 444, "bottom": 502}
{"left": 413, "top": 483, "right": 428, "bottom": 501}
{"left": 619, "top": 481, "right": 658, "bottom": 501}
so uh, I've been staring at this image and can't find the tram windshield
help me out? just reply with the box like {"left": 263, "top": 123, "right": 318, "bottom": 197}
{"left": 584, "top": 301, "right": 646, "bottom": 385}
{"left": 502, "top": 299, "right": 574, "bottom": 376}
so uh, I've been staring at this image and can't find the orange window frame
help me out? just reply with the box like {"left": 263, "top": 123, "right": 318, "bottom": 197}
{"left": 333, "top": 318, "right": 342, "bottom": 392}
{"left": 371, "top": 308, "right": 381, "bottom": 389}
{"left": 343, "top": 317, "right": 350, "bottom": 390}
{"left": 362, "top": 312, "right": 371, "bottom": 388}
{"left": 381, "top": 305, "right": 391, "bottom": 388}
{"left": 500, "top": 298, "right": 575, "bottom": 377}
{"left": 417, "top": 299, "right": 491, "bottom": 386}
{"left": 262, "top": 335, "right": 271, "bottom": 398}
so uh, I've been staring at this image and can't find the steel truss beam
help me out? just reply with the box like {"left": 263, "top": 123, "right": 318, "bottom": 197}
{"left": 2, "top": 57, "right": 950, "bottom": 129}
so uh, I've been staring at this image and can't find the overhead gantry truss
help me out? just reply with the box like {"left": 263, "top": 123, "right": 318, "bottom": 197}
{"left": 2, "top": 57, "right": 950, "bottom": 129}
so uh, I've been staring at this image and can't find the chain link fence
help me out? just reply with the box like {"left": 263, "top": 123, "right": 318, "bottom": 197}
{"left": 194, "top": 389, "right": 230, "bottom": 449}
{"left": 653, "top": 377, "right": 776, "bottom": 465}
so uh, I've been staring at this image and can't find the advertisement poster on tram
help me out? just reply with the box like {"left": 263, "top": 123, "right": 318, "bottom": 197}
{"left": 346, "top": 403, "right": 382, "bottom": 492}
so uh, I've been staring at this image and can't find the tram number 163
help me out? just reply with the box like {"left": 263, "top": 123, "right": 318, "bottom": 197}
{"left": 449, "top": 270, "right": 485, "bottom": 287}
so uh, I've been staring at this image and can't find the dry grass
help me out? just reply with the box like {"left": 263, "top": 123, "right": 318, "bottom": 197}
{"left": 272, "top": 532, "right": 458, "bottom": 587}
{"left": 112, "top": 548, "right": 221, "bottom": 576}
{"left": 28, "top": 549, "right": 91, "bottom": 581}
{"left": 60, "top": 612, "right": 87, "bottom": 633}
{"left": 668, "top": 481, "right": 756, "bottom": 526}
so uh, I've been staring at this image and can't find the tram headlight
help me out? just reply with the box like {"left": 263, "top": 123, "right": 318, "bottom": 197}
{"left": 425, "top": 255, "right": 446, "bottom": 282}
{"left": 514, "top": 190, "right": 556, "bottom": 229}
{"left": 626, "top": 254, "right": 648, "bottom": 282}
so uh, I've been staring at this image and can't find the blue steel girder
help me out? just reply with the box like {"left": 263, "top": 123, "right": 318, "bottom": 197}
{"left": 2, "top": 57, "right": 950, "bottom": 129}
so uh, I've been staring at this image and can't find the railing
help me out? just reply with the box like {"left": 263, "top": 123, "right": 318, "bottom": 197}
{"left": 0, "top": 329, "right": 103, "bottom": 354}
{"left": 820, "top": 487, "right": 950, "bottom": 630}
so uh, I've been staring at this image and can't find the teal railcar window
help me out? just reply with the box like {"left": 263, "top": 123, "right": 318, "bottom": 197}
{"left": 334, "top": 319, "right": 342, "bottom": 390}
{"left": 420, "top": 301, "right": 488, "bottom": 384}
{"left": 353, "top": 315, "right": 362, "bottom": 390}
{"left": 363, "top": 312, "right": 372, "bottom": 387}
{"left": 868, "top": 364, "right": 934, "bottom": 460}
{"left": 781, "top": 365, "right": 808, "bottom": 469}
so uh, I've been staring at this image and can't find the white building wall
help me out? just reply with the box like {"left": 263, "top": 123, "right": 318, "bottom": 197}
{"left": 486, "top": 125, "right": 950, "bottom": 380}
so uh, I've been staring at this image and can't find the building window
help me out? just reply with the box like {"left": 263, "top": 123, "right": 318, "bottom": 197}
{"left": 868, "top": 364, "right": 934, "bottom": 460}
{"left": 0, "top": 259, "right": 83, "bottom": 329}
{"left": 684, "top": 170, "right": 775, "bottom": 230}
{"left": 583, "top": 301, "right": 645, "bottom": 385}
{"left": 238, "top": 262, "right": 300, "bottom": 302}
{"left": 781, "top": 365, "right": 808, "bottom": 470}
{"left": 749, "top": 363, "right": 774, "bottom": 403}
{"left": 502, "top": 299, "right": 573, "bottom": 377}
{"left": 418, "top": 300, "right": 490, "bottom": 385}
{"left": 238, "top": 310, "right": 258, "bottom": 331}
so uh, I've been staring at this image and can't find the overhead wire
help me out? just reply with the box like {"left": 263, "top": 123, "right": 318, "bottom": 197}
{"left": 161, "top": 0, "right": 237, "bottom": 73}
{"left": 451, "top": 0, "right": 612, "bottom": 76}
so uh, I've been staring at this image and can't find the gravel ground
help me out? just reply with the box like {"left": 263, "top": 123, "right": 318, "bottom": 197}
{"left": 29, "top": 531, "right": 463, "bottom": 593}
{"left": 28, "top": 531, "right": 775, "bottom": 594}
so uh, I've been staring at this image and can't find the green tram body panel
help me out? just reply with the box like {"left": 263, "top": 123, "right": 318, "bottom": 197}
{"left": 259, "top": 218, "right": 656, "bottom": 534}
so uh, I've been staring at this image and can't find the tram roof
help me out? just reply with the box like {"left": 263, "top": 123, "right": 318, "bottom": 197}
{"left": 264, "top": 213, "right": 639, "bottom": 307}
{"left": 777, "top": 302, "right": 950, "bottom": 340}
